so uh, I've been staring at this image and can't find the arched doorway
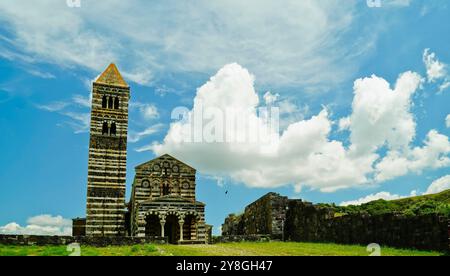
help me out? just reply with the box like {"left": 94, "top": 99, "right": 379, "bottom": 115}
{"left": 145, "top": 214, "right": 161, "bottom": 237}
{"left": 164, "top": 215, "right": 180, "bottom": 244}
{"left": 183, "top": 215, "right": 198, "bottom": 241}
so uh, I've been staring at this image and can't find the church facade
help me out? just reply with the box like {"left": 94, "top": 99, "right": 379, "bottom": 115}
{"left": 129, "top": 154, "right": 207, "bottom": 244}
{"left": 77, "top": 63, "right": 209, "bottom": 244}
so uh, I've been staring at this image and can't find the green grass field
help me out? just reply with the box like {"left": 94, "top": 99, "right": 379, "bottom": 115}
{"left": 0, "top": 242, "right": 444, "bottom": 256}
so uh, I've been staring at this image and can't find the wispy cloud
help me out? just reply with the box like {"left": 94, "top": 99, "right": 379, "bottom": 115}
{"left": 36, "top": 95, "right": 91, "bottom": 134}
{"left": 72, "top": 94, "right": 91, "bottom": 108}
{"left": 25, "top": 68, "right": 55, "bottom": 79}
{"left": 128, "top": 123, "right": 164, "bottom": 143}
{"left": 0, "top": 1, "right": 377, "bottom": 90}
{"left": 386, "top": 0, "right": 412, "bottom": 7}
{"left": 439, "top": 81, "right": 450, "bottom": 93}
{"left": 36, "top": 101, "right": 69, "bottom": 112}
{"left": 61, "top": 111, "right": 90, "bottom": 134}
{"left": 130, "top": 101, "right": 160, "bottom": 120}
{"left": 134, "top": 143, "right": 155, "bottom": 153}
{"left": 37, "top": 94, "right": 161, "bottom": 136}
{"left": 423, "top": 48, "right": 447, "bottom": 83}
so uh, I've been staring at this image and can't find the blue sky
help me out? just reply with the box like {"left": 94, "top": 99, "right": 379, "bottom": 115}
{"left": 0, "top": 0, "right": 449, "bottom": 235}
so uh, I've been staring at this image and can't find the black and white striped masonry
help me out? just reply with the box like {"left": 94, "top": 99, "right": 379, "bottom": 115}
{"left": 85, "top": 63, "right": 130, "bottom": 236}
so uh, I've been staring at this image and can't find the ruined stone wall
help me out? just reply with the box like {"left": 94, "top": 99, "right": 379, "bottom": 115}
{"left": 205, "top": 225, "right": 213, "bottom": 244}
{"left": 213, "top": 235, "right": 271, "bottom": 243}
{"left": 222, "top": 214, "right": 243, "bottom": 236}
{"left": 0, "top": 235, "right": 166, "bottom": 247}
{"left": 222, "top": 193, "right": 449, "bottom": 251}
{"left": 222, "top": 193, "right": 289, "bottom": 238}
{"left": 285, "top": 200, "right": 449, "bottom": 252}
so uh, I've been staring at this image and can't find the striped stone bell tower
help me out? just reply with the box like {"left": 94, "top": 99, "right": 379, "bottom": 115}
{"left": 85, "top": 63, "right": 130, "bottom": 236}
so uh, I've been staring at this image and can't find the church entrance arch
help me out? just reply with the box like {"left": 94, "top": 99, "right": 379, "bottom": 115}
{"left": 145, "top": 214, "right": 161, "bottom": 237}
{"left": 164, "top": 215, "right": 180, "bottom": 244}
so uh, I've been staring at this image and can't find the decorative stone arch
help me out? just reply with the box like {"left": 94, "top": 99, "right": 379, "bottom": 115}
{"left": 102, "top": 120, "right": 109, "bottom": 135}
{"left": 108, "top": 95, "right": 114, "bottom": 109}
{"left": 114, "top": 96, "right": 120, "bottom": 109}
{"left": 110, "top": 121, "right": 117, "bottom": 136}
{"left": 161, "top": 179, "right": 170, "bottom": 196}
{"left": 160, "top": 210, "right": 181, "bottom": 244}
{"left": 102, "top": 95, "right": 108, "bottom": 108}
{"left": 184, "top": 211, "right": 200, "bottom": 241}
{"left": 144, "top": 211, "right": 160, "bottom": 237}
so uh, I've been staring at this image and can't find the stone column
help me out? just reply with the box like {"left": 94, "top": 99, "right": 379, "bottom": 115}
{"left": 178, "top": 213, "right": 185, "bottom": 242}
{"left": 159, "top": 213, "right": 166, "bottom": 238}
{"left": 179, "top": 219, "right": 185, "bottom": 242}
{"left": 160, "top": 220, "right": 166, "bottom": 237}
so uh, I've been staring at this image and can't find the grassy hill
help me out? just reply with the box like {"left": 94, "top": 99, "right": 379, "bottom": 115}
{"left": 321, "top": 189, "right": 450, "bottom": 217}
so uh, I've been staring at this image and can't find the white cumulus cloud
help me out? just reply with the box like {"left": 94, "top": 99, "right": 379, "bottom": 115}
{"left": 338, "top": 116, "right": 351, "bottom": 132}
{"left": 340, "top": 191, "right": 415, "bottom": 206}
{"left": 341, "top": 174, "right": 450, "bottom": 206}
{"left": 0, "top": 215, "right": 72, "bottom": 236}
{"left": 348, "top": 71, "right": 422, "bottom": 155}
{"left": 424, "top": 175, "right": 450, "bottom": 195}
{"left": 152, "top": 63, "right": 374, "bottom": 192}
{"left": 375, "top": 130, "right": 450, "bottom": 182}
{"left": 150, "top": 63, "right": 450, "bottom": 192}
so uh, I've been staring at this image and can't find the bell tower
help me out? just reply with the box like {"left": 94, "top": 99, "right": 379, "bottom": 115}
{"left": 85, "top": 63, "right": 130, "bottom": 236}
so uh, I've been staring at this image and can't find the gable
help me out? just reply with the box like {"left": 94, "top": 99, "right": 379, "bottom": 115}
{"left": 135, "top": 154, "right": 196, "bottom": 174}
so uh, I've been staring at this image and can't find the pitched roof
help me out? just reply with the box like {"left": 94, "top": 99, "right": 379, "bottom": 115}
{"left": 135, "top": 154, "right": 196, "bottom": 171}
{"left": 140, "top": 195, "right": 205, "bottom": 206}
{"left": 94, "top": 63, "right": 129, "bottom": 88}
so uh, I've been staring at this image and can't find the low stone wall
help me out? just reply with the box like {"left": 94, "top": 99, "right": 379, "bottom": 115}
{"left": 285, "top": 200, "right": 449, "bottom": 252}
{"left": 213, "top": 235, "right": 271, "bottom": 244}
{"left": 221, "top": 193, "right": 450, "bottom": 252}
{"left": 0, "top": 235, "right": 167, "bottom": 247}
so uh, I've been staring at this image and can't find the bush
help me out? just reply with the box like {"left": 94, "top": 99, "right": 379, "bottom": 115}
{"left": 328, "top": 191, "right": 450, "bottom": 218}
{"left": 144, "top": 244, "right": 157, "bottom": 253}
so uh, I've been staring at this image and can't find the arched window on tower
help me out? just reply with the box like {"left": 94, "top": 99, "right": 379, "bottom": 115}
{"left": 114, "top": 97, "right": 119, "bottom": 109}
{"left": 108, "top": 96, "right": 113, "bottom": 109}
{"left": 102, "top": 95, "right": 107, "bottom": 108}
{"left": 102, "top": 121, "right": 109, "bottom": 135}
{"left": 110, "top": 122, "right": 117, "bottom": 136}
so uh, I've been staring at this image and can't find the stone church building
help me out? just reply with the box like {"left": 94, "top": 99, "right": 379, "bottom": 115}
{"left": 129, "top": 155, "right": 207, "bottom": 243}
{"left": 74, "top": 63, "right": 209, "bottom": 244}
